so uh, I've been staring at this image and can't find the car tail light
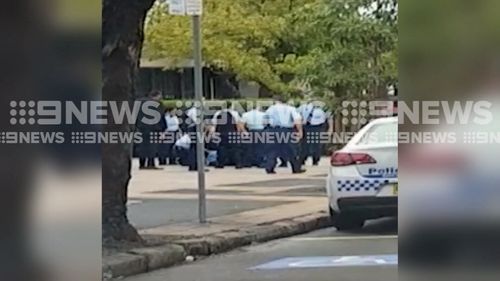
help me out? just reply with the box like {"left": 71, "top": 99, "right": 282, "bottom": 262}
{"left": 330, "top": 152, "right": 377, "bottom": 166}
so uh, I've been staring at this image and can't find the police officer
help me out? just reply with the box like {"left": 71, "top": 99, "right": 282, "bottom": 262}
{"left": 184, "top": 104, "right": 214, "bottom": 171}
{"left": 185, "top": 105, "right": 200, "bottom": 171}
{"left": 298, "top": 101, "right": 328, "bottom": 166}
{"left": 242, "top": 106, "right": 266, "bottom": 167}
{"left": 212, "top": 103, "right": 244, "bottom": 169}
{"left": 135, "top": 90, "right": 166, "bottom": 170}
{"left": 264, "top": 96, "right": 306, "bottom": 174}
{"left": 159, "top": 107, "right": 180, "bottom": 165}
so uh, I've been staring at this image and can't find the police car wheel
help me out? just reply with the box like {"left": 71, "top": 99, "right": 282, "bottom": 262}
{"left": 330, "top": 208, "right": 365, "bottom": 231}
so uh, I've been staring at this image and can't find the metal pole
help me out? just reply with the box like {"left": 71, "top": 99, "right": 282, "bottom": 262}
{"left": 210, "top": 77, "right": 215, "bottom": 100}
{"left": 192, "top": 15, "right": 206, "bottom": 224}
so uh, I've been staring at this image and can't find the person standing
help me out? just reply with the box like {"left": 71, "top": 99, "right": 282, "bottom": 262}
{"left": 241, "top": 106, "right": 266, "bottom": 167}
{"left": 135, "top": 90, "right": 166, "bottom": 170}
{"left": 264, "top": 96, "right": 306, "bottom": 174}
{"left": 184, "top": 105, "right": 201, "bottom": 171}
{"left": 212, "top": 103, "right": 244, "bottom": 169}
{"left": 301, "top": 103, "right": 328, "bottom": 166}
{"left": 298, "top": 101, "right": 328, "bottom": 166}
{"left": 159, "top": 107, "right": 180, "bottom": 165}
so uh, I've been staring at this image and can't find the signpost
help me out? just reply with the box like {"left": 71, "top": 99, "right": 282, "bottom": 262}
{"left": 168, "top": 0, "right": 186, "bottom": 15}
{"left": 185, "top": 0, "right": 203, "bottom": 15}
{"left": 167, "top": 0, "right": 206, "bottom": 224}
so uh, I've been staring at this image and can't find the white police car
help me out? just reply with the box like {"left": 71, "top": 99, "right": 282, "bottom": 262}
{"left": 326, "top": 116, "right": 398, "bottom": 230}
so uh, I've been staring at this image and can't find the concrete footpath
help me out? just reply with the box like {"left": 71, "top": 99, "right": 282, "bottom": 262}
{"left": 103, "top": 158, "right": 332, "bottom": 280}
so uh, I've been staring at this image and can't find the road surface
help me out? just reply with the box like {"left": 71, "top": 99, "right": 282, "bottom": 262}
{"left": 126, "top": 218, "right": 398, "bottom": 281}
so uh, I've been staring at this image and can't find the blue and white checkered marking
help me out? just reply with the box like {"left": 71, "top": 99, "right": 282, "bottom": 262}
{"left": 337, "top": 179, "right": 391, "bottom": 192}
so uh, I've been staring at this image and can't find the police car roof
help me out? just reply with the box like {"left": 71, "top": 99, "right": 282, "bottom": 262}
{"left": 369, "top": 116, "right": 398, "bottom": 125}
{"left": 342, "top": 116, "right": 398, "bottom": 150}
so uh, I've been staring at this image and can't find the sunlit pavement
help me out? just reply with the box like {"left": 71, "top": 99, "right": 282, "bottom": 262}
{"left": 126, "top": 218, "right": 398, "bottom": 281}
{"left": 128, "top": 158, "right": 330, "bottom": 231}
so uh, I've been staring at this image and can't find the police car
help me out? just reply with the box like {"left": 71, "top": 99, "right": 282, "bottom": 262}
{"left": 326, "top": 116, "right": 398, "bottom": 230}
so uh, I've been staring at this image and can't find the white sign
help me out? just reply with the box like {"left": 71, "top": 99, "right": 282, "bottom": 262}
{"left": 168, "top": 0, "right": 186, "bottom": 15}
{"left": 185, "top": 0, "right": 203, "bottom": 15}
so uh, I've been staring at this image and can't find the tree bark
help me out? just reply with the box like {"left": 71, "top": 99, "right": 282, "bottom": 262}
{"left": 102, "top": 0, "right": 155, "bottom": 244}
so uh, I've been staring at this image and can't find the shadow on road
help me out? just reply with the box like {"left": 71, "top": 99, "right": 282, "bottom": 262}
{"left": 344, "top": 217, "right": 398, "bottom": 235}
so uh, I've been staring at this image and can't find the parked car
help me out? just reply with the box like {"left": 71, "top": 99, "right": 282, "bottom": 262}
{"left": 326, "top": 116, "right": 398, "bottom": 230}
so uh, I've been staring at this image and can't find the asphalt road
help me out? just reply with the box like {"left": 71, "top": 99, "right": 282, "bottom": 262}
{"left": 126, "top": 218, "right": 398, "bottom": 281}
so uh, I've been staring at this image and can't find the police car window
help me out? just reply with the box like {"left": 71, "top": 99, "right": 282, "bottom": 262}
{"left": 358, "top": 122, "right": 397, "bottom": 145}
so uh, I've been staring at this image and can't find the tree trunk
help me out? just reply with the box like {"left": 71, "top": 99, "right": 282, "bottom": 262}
{"left": 102, "top": 0, "right": 155, "bottom": 244}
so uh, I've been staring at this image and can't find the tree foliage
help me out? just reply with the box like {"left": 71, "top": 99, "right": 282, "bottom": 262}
{"left": 291, "top": 0, "right": 398, "bottom": 105}
{"left": 144, "top": 0, "right": 397, "bottom": 99}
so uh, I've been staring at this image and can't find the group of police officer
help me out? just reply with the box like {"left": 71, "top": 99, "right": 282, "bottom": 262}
{"left": 135, "top": 93, "right": 332, "bottom": 174}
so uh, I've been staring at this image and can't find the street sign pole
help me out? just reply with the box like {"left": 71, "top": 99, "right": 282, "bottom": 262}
{"left": 192, "top": 14, "right": 206, "bottom": 224}
{"left": 167, "top": 0, "right": 206, "bottom": 224}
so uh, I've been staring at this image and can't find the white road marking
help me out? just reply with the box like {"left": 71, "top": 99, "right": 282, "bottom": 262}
{"left": 251, "top": 255, "right": 398, "bottom": 270}
{"left": 290, "top": 235, "right": 397, "bottom": 241}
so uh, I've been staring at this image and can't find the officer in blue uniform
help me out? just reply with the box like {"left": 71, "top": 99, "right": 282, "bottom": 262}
{"left": 212, "top": 104, "right": 244, "bottom": 169}
{"left": 135, "top": 90, "right": 167, "bottom": 169}
{"left": 159, "top": 107, "right": 180, "bottom": 165}
{"left": 264, "top": 96, "right": 306, "bottom": 174}
{"left": 242, "top": 106, "right": 266, "bottom": 167}
{"left": 184, "top": 106, "right": 200, "bottom": 171}
{"left": 298, "top": 101, "right": 328, "bottom": 166}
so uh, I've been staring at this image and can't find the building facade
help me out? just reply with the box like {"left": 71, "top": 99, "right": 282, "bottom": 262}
{"left": 136, "top": 58, "right": 262, "bottom": 99}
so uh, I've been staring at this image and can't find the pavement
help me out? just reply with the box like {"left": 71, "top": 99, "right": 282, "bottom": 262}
{"left": 103, "top": 158, "right": 399, "bottom": 279}
{"left": 125, "top": 218, "right": 398, "bottom": 281}
{"left": 127, "top": 158, "right": 330, "bottom": 235}
{"left": 103, "top": 158, "right": 336, "bottom": 279}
